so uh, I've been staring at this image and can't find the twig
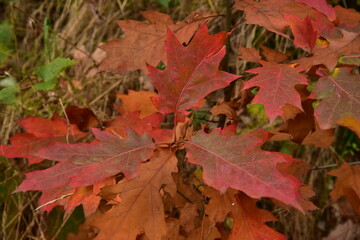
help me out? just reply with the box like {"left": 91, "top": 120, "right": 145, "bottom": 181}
{"left": 89, "top": 78, "right": 123, "bottom": 106}
{"left": 34, "top": 193, "right": 73, "bottom": 212}
{"left": 59, "top": 98, "right": 75, "bottom": 143}
{"left": 310, "top": 161, "right": 360, "bottom": 171}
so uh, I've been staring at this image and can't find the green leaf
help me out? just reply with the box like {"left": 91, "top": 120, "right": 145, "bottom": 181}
{"left": 150, "top": 0, "right": 171, "bottom": 7}
{"left": 0, "top": 86, "right": 19, "bottom": 105}
{"left": 0, "top": 22, "right": 14, "bottom": 64}
{"left": 33, "top": 57, "right": 76, "bottom": 90}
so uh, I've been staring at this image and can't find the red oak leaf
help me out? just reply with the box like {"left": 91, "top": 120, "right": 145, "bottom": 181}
{"left": 0, "top": 115, "right": 86, "bottom": 164}
{"left": 311, "top": 68, "right": 360, "bottom": 129}
{"left": 33, "top": 177, "right": 116, "bottom": 216}
{"left": 296, "top": 29, "right": 360, "bottom": 71}
{"left": 284, "top": 15, "right": 317, "bottom": 52}
{"left": 186, "top": 129, "right": 303, "bottom": 211}
{"left": 148, "top": 24, "right": 239, "bottom": 122}
{"left": 235, "top": 0, "right": 339, "bottom": 40}
{"left": 296, "top": 0, "right": 336, "bottom": 21}
{"left": 98, "top": 11, "right": 205, "bottom": 74}
{"left": 243, "top": 61, "right": 308, "bottom": 122}
{"left": 16, "top": 129, "right": 154, "bottom": 193}
{"left": 87, "top": 148, "right": 177, "bottom": 240}
{"left": 229, "top": 192, "right": 286, "bottom": 240}
{"left": 234, "top": 0, "right": 292, "bottom": 38}
{"left": 335, "top": 6, "right": 360, "bottom": 32}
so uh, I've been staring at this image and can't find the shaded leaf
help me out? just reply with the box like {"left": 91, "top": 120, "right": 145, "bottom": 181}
{"left": 238, "top": 47, "right": 262, "bottom": 62}
{"left": 328, "top": 163, "right": 360, "bottom": 215}
{"left": 312, "top": 68, "right": 360, "bottom": 129}
{"left": 260, "top": 45, "right": 289, "bottom": 63}
{"left": 66, "top": 106, "right": 99, "bottom": 131}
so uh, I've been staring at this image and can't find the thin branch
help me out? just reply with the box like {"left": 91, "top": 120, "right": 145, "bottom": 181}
{"left": 310, "top": 161, "right": 360, "bottom": 171}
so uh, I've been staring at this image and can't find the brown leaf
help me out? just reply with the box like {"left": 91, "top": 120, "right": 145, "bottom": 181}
{"left": 186, "top": 217, "right": 221, "bottom": 240}
{"left": 203, "top": 187, "right": 237, "bottom": 223}
{"left": 260, "top": 45, "right": 289, "bottom": 63}
{"left": 88, "top": 148, "right": 178, "bottom": 240}
{"left": 210, "top": 102, "right": 238, "bottom": 120}
{"left": 302, "top": 123, "right": 335, "bottom": 147}
{"left": 229, "top": 192, "right": 286, "bottom": 240}
{"left": 98, "top": 11, "right": 205, "bottom": 74}
{"left": 279, "top": 101, "right": 315, "bottom": 144}
{"left": 66, "top": 106, "right": 99, "bottom": 131}
{"left": 328, "top": 163, "right": 360, "bottom": 215}
{"left": 238, "top": 47, "right": 262, "bottom": 62}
